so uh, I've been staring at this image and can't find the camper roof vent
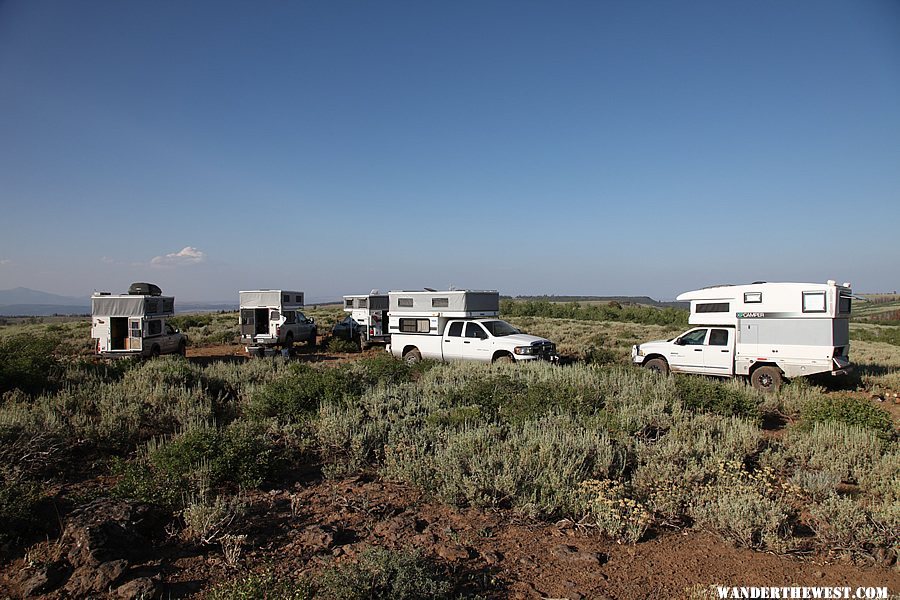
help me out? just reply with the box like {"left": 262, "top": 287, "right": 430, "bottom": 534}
{"left": 128, "top": 282, "right": 162, "bottom": 296}
{"left": 751, "top": 281, "right": 767, "bottom": 285}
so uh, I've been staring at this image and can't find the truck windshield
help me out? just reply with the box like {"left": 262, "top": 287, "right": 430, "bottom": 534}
{"left": 481, "top": 320, "right": 520, "bottom": 337}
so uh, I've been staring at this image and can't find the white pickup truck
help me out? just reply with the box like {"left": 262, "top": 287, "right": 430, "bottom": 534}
{"left": 385, "top": 290, "right": 558, "bottom": 364}
{"left": 632, "top": 281, "right": 853, "bottom": 391}
{"left": 391, "top": 317, "right": 558, "bottom": 364}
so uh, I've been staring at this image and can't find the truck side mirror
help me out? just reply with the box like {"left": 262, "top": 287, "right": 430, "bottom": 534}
{"left": 674, "top": 338, "right": 684, "bottom": 346}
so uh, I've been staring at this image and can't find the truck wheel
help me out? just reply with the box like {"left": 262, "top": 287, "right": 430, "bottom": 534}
{"left": 493, "top": 353, "right": 514, "bottom": 364}
{"left": 284, "top": 333, "right": 294, "bottom": 353}
{"left": 178, "top": 340, "right": 187, "bottom": 357}
{"left": 358, "top": 334, "right": 368, "bottom": 351}
{"left": 149, "top": 345, "right": 160, "bottom": 359}
{"left": 751, "top": 366, "right": 782, "bottom": 392}
{"left": 403, "top": 348, "right": 421, "bottom": 365}
{"left": 643, "top": 358, "right": 669, "bottom": 375}
{"left": 309, "top": 329, "right": 318, "bottom": 348}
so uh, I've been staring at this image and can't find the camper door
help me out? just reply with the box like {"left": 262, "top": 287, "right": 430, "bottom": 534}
{"left": 129, "top": 318, "right": 143, "bottom": 351}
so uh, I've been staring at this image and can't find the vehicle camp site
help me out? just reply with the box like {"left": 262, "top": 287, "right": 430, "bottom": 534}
{"left": 3, "top": 276, "right": 899, "bottom": 598}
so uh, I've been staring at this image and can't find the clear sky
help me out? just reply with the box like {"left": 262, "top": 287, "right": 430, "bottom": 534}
{"left": 1, "top": 1, "right": 898, "bottom": 302}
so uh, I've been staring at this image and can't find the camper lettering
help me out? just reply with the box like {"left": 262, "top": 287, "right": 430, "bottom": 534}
{"left": 736, "top": 312, "right": 765, "bottom": 318}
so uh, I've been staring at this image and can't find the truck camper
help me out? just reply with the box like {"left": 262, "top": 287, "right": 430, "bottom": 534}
{"left": 337, "top": 293, "right": 390, "bottom": 349}
{"left": 386, "top": 289, "right": 558, "bottom": 364}
{"left": 632, "top": 280, "right": 853, "bottom": 391}
{"left": 91, "top": 282, "right": 185, "bottom": 358}
{"left": 239, "top": 290, "right": 317, "bottom": 355}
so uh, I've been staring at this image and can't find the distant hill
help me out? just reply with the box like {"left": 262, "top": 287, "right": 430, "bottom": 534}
{"left": 0, "top": 287, "right": 242, "bottom": 316}
{"left": 0, "top": 287, "right": 90, "bottom": 316}
{"left": 504, "top": 295, "right": 688, "bottom": 310}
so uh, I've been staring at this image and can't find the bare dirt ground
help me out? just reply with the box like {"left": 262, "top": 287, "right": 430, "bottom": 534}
{"left": 3, "top": 476, "right": 898, "bottom": 599}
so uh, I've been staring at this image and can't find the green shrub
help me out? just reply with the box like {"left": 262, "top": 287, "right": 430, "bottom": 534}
{"left": 353, "top": 353, "right": 432, "bottom": 386}
{"left": 580, "top": 479, "right": 651, "bottom": 543}
{"left": 500, "top": 299, "right": 689, "bottom": 327}
{"left": 799, "top": 394, "right": 894, "bottom": 441}
{"left": 784, "top": 422, "right": 885, "bottom": 484}
{"left": 207, "top": 569, "right": 314, "bottom": 600}
{"left": 326, "top": 337, "right": 359, "bottom": 353}
{"left": 249, "top": 364, "right": 363, "bottom": 423}
{"left": 690, "top": 485, "right": 795, "bottom": 551}
{"left": 383, "top": 414, "right": 618, "bottom": 518}
{"left": 0, "top": 479, "right": 44, "bottom": 548}
{"left": 675, "top": 376, "right": 759, "bottom": 419}
{"left": 581, "top": 345, "right": 619, "bottom": 366}
{"left": 114, "top": 421, "right": 280, "bottom": 508}
{"left": 0, "top": 334, "right": 60, "bottom": 395}
{"left": 316, "top": 547, "right": 452, "bottom": 600}
{"left": 809, "top": 496, "right": 899, "bottom": 558}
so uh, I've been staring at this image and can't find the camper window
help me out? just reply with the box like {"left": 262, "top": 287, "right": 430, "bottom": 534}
{"left": 398, "top": 298, "right": 414, "bottom": 307}
{"left": 295, "top": 295, "right": 303, "bottom": 303}
{"left": 399, "top": 318, "right": 430, "bottom": 333}
{"left": 283, "top": 294, "right": 290, "bottom": 303}
{"left": 709, "top": 329, "right": 729, "bottom": 346}
{"left": 744, "top": 292, "right": 762, "bottom": 303}
{"left": 432, "top": 297, "right": 449, "bottom": 308}
{"left": 802, "top": 292, "right": 826, "bottom": 313}
{"left": 358, "top": 298, "right": 368, "bottom": 309}
{"left": 345, "top": 299, "right": 353, "bottom": 308}
{"left": 147, "top": 299, "right": 159, "bottom": 313}
{"left": 129, "top": 320, "right": 141, "bottom": 339}
{"left": 148, "top": 320, "right": 162, "bottom": 336}
{"left": 448, "top": 322, "right": 463, "bottom": 337}
{"left": 696, "top": 303, "right": 729, "bottom": 313}
{"left": 270, "top": 310, "right": 280, "bottom": 321}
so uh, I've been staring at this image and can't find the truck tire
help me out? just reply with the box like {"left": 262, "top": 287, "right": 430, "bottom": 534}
{"left": 403, "top": 348, "right": 422, "bottom": 365}
{"left": 178, "top": 340, "right": 187, "bottom": 357}
{"left": 751, "top": 366, "right": 782, "bottom": 392}
{"left": 493, "top": 353, "right": 514, "bottom": 364}
{"left": 149, "top": 345, "right": 160, "bottom": 359}
{"left": 643, "top": 358, "right": 669, "bottom": 375}
{"left": 308, "top": 328, "right": 318, "bottom": 348}
{"left": 284, "top": 332, "right": 294, "bottom": 354}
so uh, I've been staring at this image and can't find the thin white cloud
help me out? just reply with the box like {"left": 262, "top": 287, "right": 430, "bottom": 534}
{"left": 151, "top": 246, "right": 207, "bottom": 268}
{"left": 0, "top": 259, "right": 11, "bottom": 265}
{"left": 101, "top": 256, "right": 115, "bottom": 264}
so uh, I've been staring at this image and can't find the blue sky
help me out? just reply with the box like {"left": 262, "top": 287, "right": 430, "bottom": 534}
{"left": 1, "top": 1, "right": 898, "bottom": 302}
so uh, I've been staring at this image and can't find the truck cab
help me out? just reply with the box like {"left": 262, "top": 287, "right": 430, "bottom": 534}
{"left": 439, "top": 319, "right": 558, "bottom": 363}
{"left": 632, "top": 326, "right": 734, "bottom": 377}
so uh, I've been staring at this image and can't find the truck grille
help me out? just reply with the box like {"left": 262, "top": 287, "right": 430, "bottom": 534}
{"left": 532, "top": 341, "right": 557, "bottom": 360}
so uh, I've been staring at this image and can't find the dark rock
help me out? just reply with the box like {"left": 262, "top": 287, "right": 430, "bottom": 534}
{"left": 116, "top": 576, "right": 158, "bottom": 599}
{"left": 63, "top": 499, "right": 167, "bottom": 568}
{"left": 295, "top": 525, "right": 334, "bottom": 551}
{"left": 435, "top": 543, "right": 469, "bottom": 562}
{"left": 18, "top": 560, "right": 70, "bottom": 596}
{"left": 480, "top": 550, "right": 503, "bottom": 565}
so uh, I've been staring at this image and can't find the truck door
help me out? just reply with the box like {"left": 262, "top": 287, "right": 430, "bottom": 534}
{"left": 128, "top": 318, "right": 143, "bottom": 351}
{"left": 670, "top": 328, "right": 707, "bottom": 371}
{"left": 463, "top": 322, "right": 492, "bottom": 362}
{"left": 703, "top": 328, "right": 734, "bottom": 375}
{"left": 240, "top": 309, "right": 255, "bottom": 337}
{"left": 442, "top": 321, "right": 465, "bottom": 360}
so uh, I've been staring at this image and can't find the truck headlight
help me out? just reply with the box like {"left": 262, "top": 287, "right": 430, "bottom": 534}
{"left": 514, "top": 346, "right": 534, "bottom": 355}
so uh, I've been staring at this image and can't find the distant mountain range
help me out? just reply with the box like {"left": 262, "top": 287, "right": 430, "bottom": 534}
{"left": 0, "top": 287, "right": 238, "bottom": 316}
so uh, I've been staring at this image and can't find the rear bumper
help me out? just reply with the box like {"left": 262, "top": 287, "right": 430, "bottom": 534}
{"left": 242, "top": 335, "right": 278, "bottom": 346}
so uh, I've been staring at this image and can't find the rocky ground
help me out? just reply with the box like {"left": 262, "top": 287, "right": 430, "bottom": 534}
{"left": 2, "top": 475, "right": 898, "bottom": 599}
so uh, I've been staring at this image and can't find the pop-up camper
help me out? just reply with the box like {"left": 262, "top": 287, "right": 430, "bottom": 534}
{"left": 91, "top": 282, "right": 186, "bottom": 358}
